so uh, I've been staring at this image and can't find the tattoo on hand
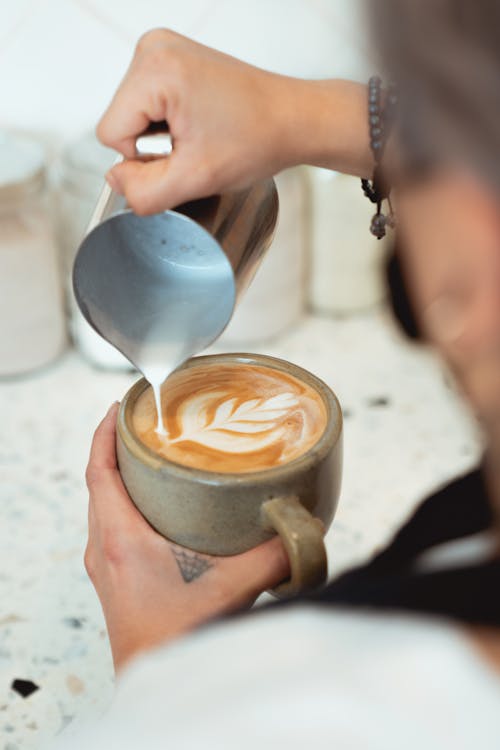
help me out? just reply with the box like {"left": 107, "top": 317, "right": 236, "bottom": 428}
{"left": 172, "top": 547, "right": 214, "bottom": 583}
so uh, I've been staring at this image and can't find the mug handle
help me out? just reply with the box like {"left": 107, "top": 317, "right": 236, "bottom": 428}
{"left": 261, "top": 496, "right": 327, "bottom": 597}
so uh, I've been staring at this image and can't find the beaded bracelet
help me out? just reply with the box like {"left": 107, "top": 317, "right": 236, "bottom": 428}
{"left": 361, "top": 76, "right": 398, "bottom": 239}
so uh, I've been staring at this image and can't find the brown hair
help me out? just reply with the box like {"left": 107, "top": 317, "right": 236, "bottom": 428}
{"left": 372, "top": 1, "right": 500, "bottom": 527}
{"left": 371, "top": 0, "right": 500, "bottom": 185}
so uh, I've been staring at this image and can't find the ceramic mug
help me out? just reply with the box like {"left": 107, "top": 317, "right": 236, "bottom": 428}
{"left": 116, "top": 353, "right": 343, "bottom": 596}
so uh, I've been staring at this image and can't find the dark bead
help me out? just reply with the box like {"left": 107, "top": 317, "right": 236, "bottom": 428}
{"left": 371, "top": 140, "right": 382, "bottom": 150}
{"left": 371, "top": 127, "right": 382, "bottom": 137}
{"left": 369, "top": 92, "right": 379, "bottom": 103}
{"left": 369, "top": 103, "right": 378, "bottom": 114}
{"left": 369, "top": 115, "right": 380, "bottom": 125}
{"left": 369, "top": 75, "right": 382, "bottom": 87}
{"left": 370, "top": 212, "right": 387, "bottom": 239}
{"left": 386, "top": 212, "right": 397, "bottom": 229}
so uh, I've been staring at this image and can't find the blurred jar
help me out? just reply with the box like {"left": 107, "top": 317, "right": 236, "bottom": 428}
{"left": 0, "top": 132, "right": 66, "bottom": 376}
{"left": 308, "top": 168, "right": 389, "bottom": 314}
{"left": 58, "top": 133, "right": 131, "bottom": 370}
{"left": 219, "top": 168, "right": 308, "bottom": 344}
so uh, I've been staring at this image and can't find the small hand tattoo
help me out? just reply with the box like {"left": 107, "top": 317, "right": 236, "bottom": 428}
{"left": 172, "top": 547, "right": 214, "bottom": 583}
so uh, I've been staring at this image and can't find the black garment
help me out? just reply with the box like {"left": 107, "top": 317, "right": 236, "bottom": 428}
{"left": 281, "top": 468, "right": 500, "bottom": 626}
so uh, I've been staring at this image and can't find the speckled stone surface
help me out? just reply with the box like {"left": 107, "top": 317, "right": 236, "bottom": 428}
{"left": 0, "top": 308, "right": 481, "bottom": 749}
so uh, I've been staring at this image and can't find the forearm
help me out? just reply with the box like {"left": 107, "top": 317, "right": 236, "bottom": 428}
{"left": 99, "top": 30, "right": 373, "bottom": 212}
{"left": 276, "top": 78, "right": 373, "bottom": 178}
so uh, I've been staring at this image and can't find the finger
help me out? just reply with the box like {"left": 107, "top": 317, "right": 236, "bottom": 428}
{"left": 106, "top": 153, "right": 208, "bottom": 214}
{"left": 87, "top": 460, "right": 150, "bottom": 533}
{"left": 86, "top": 404, "right": 149, "bottom": 529}
{"left": 231, "top": 536, "right": 290, "bottom": 593}
{"left": 87, "top": 402, "right": 120, "bottom": 473}
{"left": 96, "top": 59, "right": 168, "bottom": 158}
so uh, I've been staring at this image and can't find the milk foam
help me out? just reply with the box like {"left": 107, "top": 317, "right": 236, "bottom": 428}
{"left": 132, "top": 363, "right": 327, "bottom": 473}
{"left": 170, "top": 391, "right": 300, "bottom": 453}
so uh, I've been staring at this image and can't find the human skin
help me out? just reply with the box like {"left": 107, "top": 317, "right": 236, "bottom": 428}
{"left": 88, "top": 28, "right": 500, "bottom": 672}
{"left": 85, "top": 403, "right": 289, "bottom": 671}
{"left": 97, "top": 29, "right": 373, "bottom": 214}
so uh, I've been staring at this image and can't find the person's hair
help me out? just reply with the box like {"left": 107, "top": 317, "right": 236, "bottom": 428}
{"left": 373, "top": 1, "right": 500, "bottom": 529}
{"left": 371, "top": 0, "right": 500, "bottom": 185}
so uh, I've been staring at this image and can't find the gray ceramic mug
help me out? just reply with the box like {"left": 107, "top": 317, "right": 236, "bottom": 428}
{"left": 116, "top": 353, "right": 343, "bottom": 596}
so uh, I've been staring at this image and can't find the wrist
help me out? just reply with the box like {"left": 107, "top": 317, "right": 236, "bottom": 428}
{"left": 273, "top": 77, "right": 372, "bottom": 178}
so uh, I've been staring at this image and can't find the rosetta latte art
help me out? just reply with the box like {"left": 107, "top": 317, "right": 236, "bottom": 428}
{"left": 170, "top": 392, "right": 300, "bottom": 453}
{"left": 132, "top": 363, "right": 327, "bottom": 473}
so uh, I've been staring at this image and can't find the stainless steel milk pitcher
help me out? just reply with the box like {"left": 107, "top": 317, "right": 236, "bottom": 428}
{"left": 73, "top": 126, "right": 279, "bottom": 375}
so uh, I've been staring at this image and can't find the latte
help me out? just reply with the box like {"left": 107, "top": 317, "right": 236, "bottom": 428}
{"left": 131, "top": 362, "right": 327, "bottom": 473}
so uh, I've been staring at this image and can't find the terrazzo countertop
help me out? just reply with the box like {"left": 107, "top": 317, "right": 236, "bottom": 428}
{"left": 0, "top": 307, "right": 481, "bottom": 749}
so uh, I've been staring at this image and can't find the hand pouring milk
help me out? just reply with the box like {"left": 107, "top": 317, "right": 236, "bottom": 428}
{"left": 73, "top": 127, "right": 279, "bottom": 433}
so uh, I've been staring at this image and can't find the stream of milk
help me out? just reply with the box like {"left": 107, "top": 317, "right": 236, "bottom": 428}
{"left": 141, "top": 363, "right": 175, "bottom": 435}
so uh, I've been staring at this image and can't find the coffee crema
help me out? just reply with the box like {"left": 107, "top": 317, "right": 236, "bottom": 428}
{"left": 131, "top": 362, "right": 327, "bottom": 473}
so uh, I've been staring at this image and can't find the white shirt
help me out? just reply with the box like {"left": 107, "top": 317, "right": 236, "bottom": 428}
{"left": 51, "top": 604, "right": 500, "bottom": 750}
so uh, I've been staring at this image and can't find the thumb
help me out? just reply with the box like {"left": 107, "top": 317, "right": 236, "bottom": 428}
{"left": 107, "top": 153, "right": 209, "bottom": 215}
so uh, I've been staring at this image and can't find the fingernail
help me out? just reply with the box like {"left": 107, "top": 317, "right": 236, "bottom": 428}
{"left": 106, "top": 170, "right": 122, "bottom": 194}
{"left": 107, "top": 401, "right": 120, "bottom": 415}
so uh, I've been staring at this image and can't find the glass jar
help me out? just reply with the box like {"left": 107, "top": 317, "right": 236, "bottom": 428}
{"left": 307, "top": 168, "right": 389, "bottom": 314}
{"left": 57, "top": 133, "right": 131, "bottom": 370}
{"left": 219, "top": 167, "right": 308, "bottom": 344}
{"left": 0, "top": 132, "right": 66, "bottom": 376}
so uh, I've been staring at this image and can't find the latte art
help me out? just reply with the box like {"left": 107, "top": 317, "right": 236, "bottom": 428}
{"left": 132, "top": 363, "right": 327, "bottom": 473}
{"left": 170, "top": 391, "right": 300, "bottom": 452}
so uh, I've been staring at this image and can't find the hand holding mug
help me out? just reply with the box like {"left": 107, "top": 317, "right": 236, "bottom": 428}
{"left": 85, "top": 404, "right": 289, "bottom": 673}
{"left": 117, "top": 354, "right": 342, "bottom": 597}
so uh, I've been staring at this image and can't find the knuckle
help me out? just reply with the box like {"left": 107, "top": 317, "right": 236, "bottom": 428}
{"left": 101, "top": 528, "right": 128, "bottom": 567}
{"left": 84, "top": 545, "right": 96, "bottom": 579}
{"left": 136, "top": 39, "right": 188, "bottom": 84}
{"left": 95, "top": 118, "right": 112, "bottom": 147}
{"left": 85, "top": 465, "right": 101, "bottom": 490}
{"left": 136, "top": 27, "right": 173, "bottom": 56}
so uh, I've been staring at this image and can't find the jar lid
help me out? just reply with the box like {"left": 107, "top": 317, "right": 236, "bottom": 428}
{"left": 0, "top": 131, "right": 45, "bottom": 203}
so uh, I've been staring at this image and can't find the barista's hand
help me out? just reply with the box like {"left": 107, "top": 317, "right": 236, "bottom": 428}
{"left": 97, "top": 29, "right": 296, "bottom": 214}
{"left": 97, "top": 28, "right": 371, "bottom": 214}
{"left": 84, "top": 403, "right": 289, "bottom": 673}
